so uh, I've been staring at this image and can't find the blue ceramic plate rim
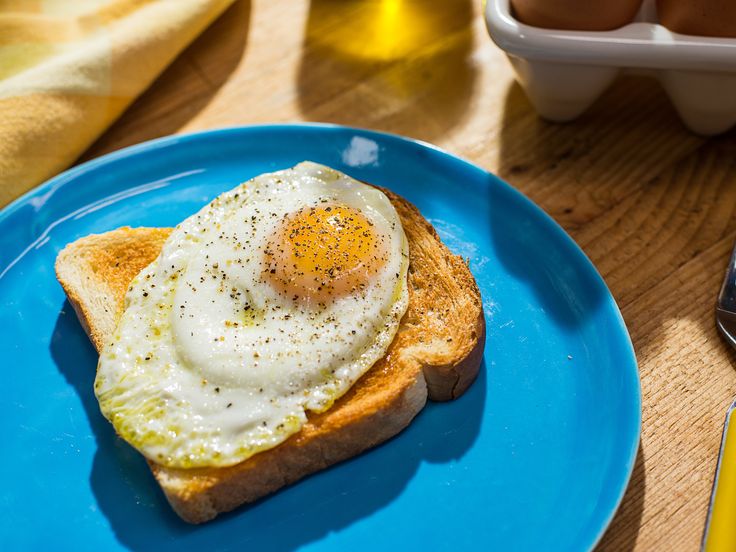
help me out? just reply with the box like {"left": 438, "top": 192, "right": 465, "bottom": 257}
{"left": 0, "top": 123, "right": 641, "bottom": 550}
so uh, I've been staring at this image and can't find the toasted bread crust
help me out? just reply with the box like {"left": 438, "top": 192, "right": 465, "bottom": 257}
{"left": 55, "top": 227, "right": 172, "bottom": 352}
{"left": 55, "top": 189, "right": 485, "bottom": 523}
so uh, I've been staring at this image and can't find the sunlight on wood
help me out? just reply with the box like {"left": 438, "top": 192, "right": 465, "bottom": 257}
{"left": 305, "top": 0, "right": 468, "bottom": 62}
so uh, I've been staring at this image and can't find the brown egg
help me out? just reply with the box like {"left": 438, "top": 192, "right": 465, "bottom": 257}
{"left": 657, "top": 0, "right": 736, "bottom": 38}
{"left": 510, "top": 0, "right": 642, "bottom": 31}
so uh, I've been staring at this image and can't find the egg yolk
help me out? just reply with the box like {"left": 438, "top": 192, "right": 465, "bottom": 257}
{"left": 265, "top": 204, "right": 388, "bottom": 300}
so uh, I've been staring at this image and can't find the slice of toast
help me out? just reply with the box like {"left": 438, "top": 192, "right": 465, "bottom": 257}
{"left": 55, "top": 188, "right": 485, "bottom": 523}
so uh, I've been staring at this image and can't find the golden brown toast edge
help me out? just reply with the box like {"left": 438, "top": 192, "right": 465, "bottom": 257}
{"left": 55, "top": 189, "right": 485, "bottom": 523}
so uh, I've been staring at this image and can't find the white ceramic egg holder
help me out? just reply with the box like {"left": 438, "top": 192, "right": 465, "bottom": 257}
{"left": 485, "top": 0, "right": 736, "bottom": 135}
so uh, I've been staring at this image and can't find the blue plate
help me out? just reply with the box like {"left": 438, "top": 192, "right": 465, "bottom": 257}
{"left": 0, "top": 124, "right": 640, "bottom": 551}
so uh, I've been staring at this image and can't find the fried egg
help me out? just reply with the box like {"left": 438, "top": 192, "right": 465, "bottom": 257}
{"left": 95, "top": 162, "right": 409, "bottom": 468}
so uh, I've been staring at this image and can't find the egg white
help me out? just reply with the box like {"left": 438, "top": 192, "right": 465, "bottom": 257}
{"left": 95, "top": 162, "right": 409, "bottom": 468}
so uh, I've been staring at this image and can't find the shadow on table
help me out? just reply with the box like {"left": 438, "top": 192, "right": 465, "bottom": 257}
{"left": 81, "top": 0, "right": 252, "bottom": 161}
{"left": 494, "top": 78, "right": 704, "bottom": 232}
{"left": 296, "top": 0, "right": 477, "bottom": 143}
{"left": 50, "top": 301, "right": 486, "bottom": 551}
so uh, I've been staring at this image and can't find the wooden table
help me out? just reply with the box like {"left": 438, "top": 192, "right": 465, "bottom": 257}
{"left": 81, "top": 1, "right": 736, "bottom": 549}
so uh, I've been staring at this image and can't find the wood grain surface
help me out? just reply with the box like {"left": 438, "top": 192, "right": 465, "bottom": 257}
{"left": 78, "top": 1, "right": 736, "bottom": 549}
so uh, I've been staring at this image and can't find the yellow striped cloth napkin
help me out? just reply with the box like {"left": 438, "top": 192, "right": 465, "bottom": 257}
{"left": 0, "top": 0, "right": 234, "bottom": 207}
